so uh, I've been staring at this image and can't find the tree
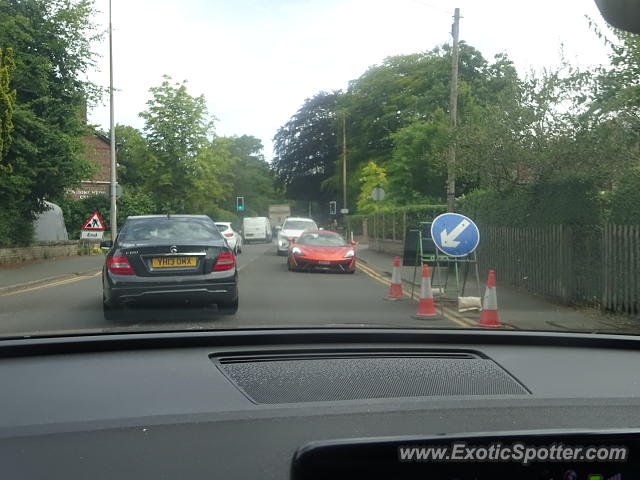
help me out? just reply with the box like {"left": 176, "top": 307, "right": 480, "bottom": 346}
{"left": 386, "top": 109, "right": 450, "bottom": 204}
{"left": 0, "top": 0, "right": 100, "bottom": 246}
{"left": 327, "top": 44, "right": 522, "bottom": 210}
{"left": 114, "top": 125, "right": 158, "bottom": 189}
{"left": 139, "top": 76, "right": 217, "bottom": 212}
{"left": 355, "top": 161, "right": 389, "bottom": 213}
{"left": 272, "top": 91, "right": 339, "bottom": 204}
{"left": 227, "top": 135, "right": 280, "bottom": 216}
{"left": 0, "top": 47, "right": 15, "bottom": 160}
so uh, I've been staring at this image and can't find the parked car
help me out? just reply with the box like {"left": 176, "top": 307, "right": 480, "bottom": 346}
{"left": 242, "top": 216, "right": 272, "bottom": 243}
{"left": 215, "top": 222, "right": 242, "bottom": 255}
{"left": 101, "top": 215, "right": 238, "bottom": 318}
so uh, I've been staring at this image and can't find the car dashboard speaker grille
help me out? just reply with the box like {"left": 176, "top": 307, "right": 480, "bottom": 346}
{"left": 214, "top": 351, "right": 529, "bottom": 404}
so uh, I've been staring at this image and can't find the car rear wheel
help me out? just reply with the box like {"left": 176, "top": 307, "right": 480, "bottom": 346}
{"left": 218, "top": 297, "right": 238, "bottom": 315}
{"left": 102, "top": 296, "right": 120, "bottom": 321}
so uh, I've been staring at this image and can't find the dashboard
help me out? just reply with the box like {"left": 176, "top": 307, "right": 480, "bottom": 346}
{"left": 1, "top": 328, "right": 640, "bottom": 479}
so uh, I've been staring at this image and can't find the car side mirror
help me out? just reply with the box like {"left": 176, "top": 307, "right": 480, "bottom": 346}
{"left": 287, "top": 237, "right": 296, "bottom": 244}
{"left": 275, "top": 226, "right": 282, "bottom": 232}
{"left": 350, "top": 240, "right": 358, "bottom": 245}
{"left": 100, "top": 240, "right": 113, "bottom": 250}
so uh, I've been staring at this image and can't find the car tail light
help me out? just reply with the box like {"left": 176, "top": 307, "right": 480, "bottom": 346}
{"left": 107, "top": 256, "right": 134, "bottom": 275}
{"left": 213, "top": 250, "right": 235, "bottom": 271}
{"left": 224, "top": 232, "right": 234, "bottom": 237}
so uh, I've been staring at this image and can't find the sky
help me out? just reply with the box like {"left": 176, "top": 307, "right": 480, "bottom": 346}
{"left": 86, "top": 0, "right": 613, "bottom": 161}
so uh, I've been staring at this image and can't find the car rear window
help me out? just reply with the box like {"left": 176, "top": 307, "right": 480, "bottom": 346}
{"left": 244, "top": 218, "right": 266, "bottom": 226}
{"left": 297, "top": 232, "right": 346, "bottom": 246}
{"left": 283, "top": 220, "right": 317, "bottom": 230}
{"left": 119, "top": 217, "right": 221, "bottom": 244}
{"left": 215, "top": 223, "right": 230, "bottom": 232}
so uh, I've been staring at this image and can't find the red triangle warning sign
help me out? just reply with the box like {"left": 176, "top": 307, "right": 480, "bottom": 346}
{"left": 82, "top": 211, "right": 105, "bottom": 231}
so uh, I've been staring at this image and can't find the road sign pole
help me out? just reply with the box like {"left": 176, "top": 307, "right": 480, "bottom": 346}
{"left": 108, "top": 0, "right": 117, "bottom": 241}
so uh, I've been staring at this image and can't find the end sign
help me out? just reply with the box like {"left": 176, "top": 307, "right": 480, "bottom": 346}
{"left": 81, "top": 211, "right": 105, "bottom": 240}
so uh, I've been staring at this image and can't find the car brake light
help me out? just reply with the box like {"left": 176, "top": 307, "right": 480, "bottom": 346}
{"left": 107, "top": 256, "right": 134, "bottom": 275}
{"left": 213, "top": 250, "right": 235, "bottom": 271}
{"left": 224, "top": 232, "right": 234, "bottom": 237}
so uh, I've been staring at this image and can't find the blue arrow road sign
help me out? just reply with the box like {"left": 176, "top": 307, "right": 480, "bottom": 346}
{"left": 430, "top": 213, "right": 480, "bottom": 257}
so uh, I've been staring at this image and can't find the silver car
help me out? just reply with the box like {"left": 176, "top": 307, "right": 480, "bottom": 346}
{"left": 275, "top": 217, "right": 318, "bottom": 256}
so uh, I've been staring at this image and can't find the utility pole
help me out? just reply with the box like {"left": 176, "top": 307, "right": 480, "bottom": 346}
{"left": 446, "top": 7, "right": 460, "bottom": 213}
{"left": 108, "top": 0, "right": 117, "bottom": 240}
{"left": 342, "top": 114, "right": 347, "bottom": 212}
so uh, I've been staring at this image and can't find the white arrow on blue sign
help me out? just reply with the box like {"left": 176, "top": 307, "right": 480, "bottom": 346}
{"left": 430, "top": 213, "right": 480, "bottom": 257}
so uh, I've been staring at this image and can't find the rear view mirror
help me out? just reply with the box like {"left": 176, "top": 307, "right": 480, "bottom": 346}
{"left": 100, "top": 240, "right": 113, "bottom": 250}
{"left": 594, "top": 0, "right": 640, "bottom": 34}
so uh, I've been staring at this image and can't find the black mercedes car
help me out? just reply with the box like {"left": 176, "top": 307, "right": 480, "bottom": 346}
{"left": 101, "top": 215, "right": 238, "bottom": 319}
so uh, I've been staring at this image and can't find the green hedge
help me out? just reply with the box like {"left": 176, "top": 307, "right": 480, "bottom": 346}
{"left": 0, "top": 206, "right": 34, "bottom": 247}
{"left": 458, "top": 176, "right": 603, "bottom": 226}
{"left": 610, "top": 168, "right": 640, "bottom": 224}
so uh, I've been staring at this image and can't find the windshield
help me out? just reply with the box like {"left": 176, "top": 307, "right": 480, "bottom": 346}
{"left": 283, "top": 220, "right": 317, "bottom": 231}
{"left": 0, "top": 0, "right": 638, "bottom": 338}
{"left": 298, "top": 232, "right": 347, "bottom": 247}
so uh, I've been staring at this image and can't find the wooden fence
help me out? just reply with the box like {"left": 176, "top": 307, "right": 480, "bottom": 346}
{"left": 477, "top": 224, "right": 639, "bottom": 315}
{"left": 603, "top": 225, "right": 640, "bottom": 315}
{"left": 476, "top": 225, "right": 571, "bottom": 300}
{"left": 357, "top": 213, "right": 639, "bottom": 315}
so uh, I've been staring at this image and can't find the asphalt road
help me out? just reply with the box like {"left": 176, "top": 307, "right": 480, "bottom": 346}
{"left": 0, "top": 243, "right": 465, "bottom": 338}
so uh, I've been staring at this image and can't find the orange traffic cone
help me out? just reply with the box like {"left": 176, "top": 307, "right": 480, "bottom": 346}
{"left": 385, "top": 256, "right": 404, "bottom": 300}
{"left": 413, "top": 264, "right": 440, "bottom": 319}
{"left": 479, "top": 270, "right": 501, "bottom": 327}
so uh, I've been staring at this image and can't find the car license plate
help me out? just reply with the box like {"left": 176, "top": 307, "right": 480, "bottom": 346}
{"left": 151, "top": 257, "right": 197, "bottom": 268}
{"left": 318, "top": 260, "right": 331, "bottom": 265}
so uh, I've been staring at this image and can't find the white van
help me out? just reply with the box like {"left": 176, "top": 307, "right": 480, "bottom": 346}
{"left": 242, "top": 217, "right": 272, "bottom": 243}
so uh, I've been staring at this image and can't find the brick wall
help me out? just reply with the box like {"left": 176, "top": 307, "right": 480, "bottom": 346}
{"left": 67, "top": 135, "right": 111, "bottom": 199}
{"left": 83, "top": 135, "right": 111, "bottom": 181}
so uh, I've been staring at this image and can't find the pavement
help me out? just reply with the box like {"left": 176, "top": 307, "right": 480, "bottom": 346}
{"left": 0, "top": 255, "right": 104, "bottom": 292}
{"left": 355, "top": 243, "right": 640, "bottom": 333}
{"left": 0, "top": 242, "right": 637, "bottom": 337}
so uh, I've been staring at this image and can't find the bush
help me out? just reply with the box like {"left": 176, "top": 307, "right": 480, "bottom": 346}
{"left": 0, "top": 206, "right": 34, "bottom": 247}
{"left": 458, "top": 188, "right": 531, "bottom": 226}
{"left": 610, "top": 168, "right": 640, "bottom": 224}
{"left": 118, "top": 189, "right": 155, "bottom": 221}
{"left": 458, "top": 176, "right": 603, "bottom": 226}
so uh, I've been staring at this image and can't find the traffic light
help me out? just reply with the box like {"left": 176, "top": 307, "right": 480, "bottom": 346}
{"left": 236, "top": 196, "right": 245, "bottom": 212}
{"left": 329, "top": 201, "right": 336, "bottom": 215}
